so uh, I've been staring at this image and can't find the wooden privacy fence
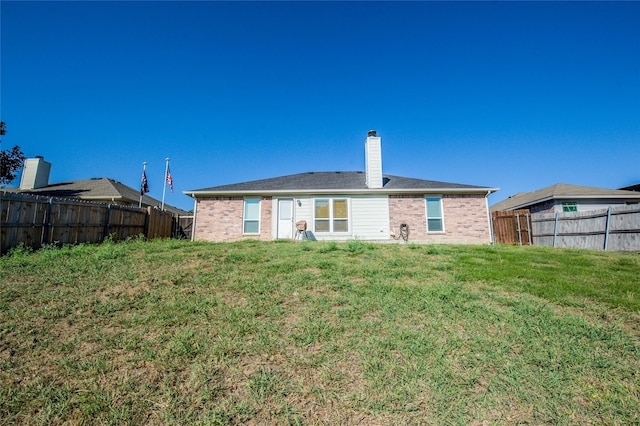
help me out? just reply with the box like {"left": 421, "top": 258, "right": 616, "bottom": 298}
{"left": 492, "top": 210, "right": 533, "bottom": 246}
{"left": 532, "top": 204, "right": 640, "bottom": 251}
{"left": 492, "top": 205, "right": 640, "bottom": 251}
{"left": 0, "top": 191, "right": 176, "bottom": 253}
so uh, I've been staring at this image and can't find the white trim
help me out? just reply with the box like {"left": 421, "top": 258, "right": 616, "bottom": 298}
{"left": 425, "top": 195, "right": 445, "bottom": 233}
{"left": 242, "top": 197, "right": 261, "bottom": 235}
{"left": 184, "top": 187, "right": 500, "bottom": 198}
{"left": 485, "top": 191, "right": 493, "bottom": 244}
{"left": 313, "top": 197, "right": 350, "bottom": 234}
{"left": 191, "top": 197, "right": 198, "bottom": 242}
{"left": 276, "top": 197, "right": 295, "bottom": 240}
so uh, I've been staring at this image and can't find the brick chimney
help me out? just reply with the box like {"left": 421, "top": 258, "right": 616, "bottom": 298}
{"left": 19, "top": 156, "right": 51, "bottom": 190}
{"left": 365, "top": 130, "right": 383, "bottom": 189}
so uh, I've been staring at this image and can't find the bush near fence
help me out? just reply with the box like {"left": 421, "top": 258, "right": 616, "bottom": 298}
{"left": 0, "top": 191, "right": 176, "bottom": 253}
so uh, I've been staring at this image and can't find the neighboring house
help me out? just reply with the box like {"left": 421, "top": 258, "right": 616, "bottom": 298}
{"left": 185, "top": 131, "right": 498, "bottom": 244}
{"left": 6, "top": 156, "right": 189, "bottom": 216}
{"left": 490, "top": 183, "right": 640, "bottom": 214}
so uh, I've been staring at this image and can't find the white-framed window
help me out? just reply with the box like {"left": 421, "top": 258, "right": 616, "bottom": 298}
{"left": 562, "top": 202, "right": 578, "bottom": 212}
{"left": 425, "top": 196, "right": 444, "bottom": 232}
{"left": 314, "top": 198, "right": 349, "bottom": 233}
{"left": 243, "top": 198, "right": 261, "bottom": 234}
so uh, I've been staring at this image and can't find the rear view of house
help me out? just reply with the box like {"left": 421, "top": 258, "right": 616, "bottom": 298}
{"left": 185, "top": 131, "right": 498, "bottom": 244}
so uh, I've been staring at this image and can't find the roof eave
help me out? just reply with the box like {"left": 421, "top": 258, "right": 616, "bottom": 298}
{"left": 184, "top": 187, "right": 499, "bottom": 198}
{"left": 504, "top": 194, "right": 640, "bottom": 210}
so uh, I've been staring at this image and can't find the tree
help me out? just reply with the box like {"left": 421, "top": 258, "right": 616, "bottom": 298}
{"left": 0, "top": 122, "right": 25, "bottom": 185}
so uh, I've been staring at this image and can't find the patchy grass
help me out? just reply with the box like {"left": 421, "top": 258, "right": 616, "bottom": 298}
{"left": 1, "top": 239, "right": 639, "bottom": 425}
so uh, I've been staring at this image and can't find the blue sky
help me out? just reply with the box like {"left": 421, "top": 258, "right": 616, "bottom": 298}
{"left": 2, "top": 1, "right": 639, "bottom": 212}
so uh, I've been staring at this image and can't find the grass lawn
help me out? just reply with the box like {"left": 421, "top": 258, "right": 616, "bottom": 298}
{"left": 1, "top": 239, "right": 638, "bottom": 425}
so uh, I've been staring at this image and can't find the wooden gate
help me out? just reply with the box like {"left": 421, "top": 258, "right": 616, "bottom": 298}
{"left": 492, "top": 210, "right": 533, "bottom": 245}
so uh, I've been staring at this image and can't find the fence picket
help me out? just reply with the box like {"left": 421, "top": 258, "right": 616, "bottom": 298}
{"left": 1, "top": 191, "right": 176, "bottom": 253}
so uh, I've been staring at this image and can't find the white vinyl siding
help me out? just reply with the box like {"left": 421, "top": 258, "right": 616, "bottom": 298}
{"left": 243, "top": 198, "right": 261, "bottom": 234}
{"left": 351, "top": 196, "right": 390, "bottom": 239}
{"left": 426, "top": 196, "right": 444, "bottom": 232}
{"left": 272, "top": 196, "right": 389, "bottom": 241}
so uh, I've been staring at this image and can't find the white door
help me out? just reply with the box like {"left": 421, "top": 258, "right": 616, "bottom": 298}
{"left": 277, "top": 199, "right": 294, "bottom": 239}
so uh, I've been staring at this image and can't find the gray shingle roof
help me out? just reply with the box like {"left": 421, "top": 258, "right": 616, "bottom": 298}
{"left": 187, "top": 171, "right": 496, "bottom": 195}
{"left": 490, "top": 183, "right": 640, "bottom": 211}
{"left": 7, "top": 178, "right": 189, "bottom": 215}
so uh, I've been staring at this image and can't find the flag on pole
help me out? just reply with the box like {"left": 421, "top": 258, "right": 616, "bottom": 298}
{"left": 166, "top": 165, "right": 174, "bottom": 193}
{"left": 140, "top": 170, "right": 149, "bottom": 196}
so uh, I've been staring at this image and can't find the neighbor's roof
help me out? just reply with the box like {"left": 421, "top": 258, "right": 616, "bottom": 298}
{"left": 491, "top": 183, "right": 640, "bottom": 211}
{"left": 186, "top": 171, "right": 498, "bottom": 196}
{"left": 6, "top": 178, "right": 189, "bottom": 215}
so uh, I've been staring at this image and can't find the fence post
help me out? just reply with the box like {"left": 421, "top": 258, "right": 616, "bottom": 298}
{"left": 516, "top": 213, "right": 522, "bottom": 246}
{"left": 553, "top": 212, "right": 559, "bottom": 248}
{"left": 526, "top": 213, "right": 532, "bottom": 245}
{"left": 43, "top": 197, "right": 53, "bottom": 245}
{"left": 104, "top": 204, "right": 112, "bottom": 241}
{"left": 145, "top": 206, "right": 151, "bottom": 238}
{"left": 603, "top": 207, "right": 612, "bottom": 251}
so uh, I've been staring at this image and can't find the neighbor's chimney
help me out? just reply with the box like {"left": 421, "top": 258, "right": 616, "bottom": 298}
{"left": 19, "top": 156, "right": 51, "bottom": 190}
{"left": 365, "top": 130, "right": 383, "bottom": 189}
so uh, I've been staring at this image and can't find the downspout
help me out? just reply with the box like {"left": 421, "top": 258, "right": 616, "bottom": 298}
{"left": 485, "top": 191, "right": 494, "bottom": 244}
{"left": 190, "top": 194, "right": 198, "bottom": 242}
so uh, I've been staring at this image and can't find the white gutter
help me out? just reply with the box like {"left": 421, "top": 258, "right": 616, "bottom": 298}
{"left": 190, "top": 196, "right": 198, "bottom": 242}
{"left": 485, "top": 190, "right": 494, "bottom": 244}
{"left": 183, "top": 187, "right": 500, "bottom": 198}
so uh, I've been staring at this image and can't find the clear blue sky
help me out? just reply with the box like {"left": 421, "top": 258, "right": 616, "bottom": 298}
{"left": 2, "top": 1, "right": 639, "bottom": 211}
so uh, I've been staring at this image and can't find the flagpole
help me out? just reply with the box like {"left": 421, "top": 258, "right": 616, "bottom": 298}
{"left": 161, "top": 157, "right": 169, "bottom": 211}
{"left": 139, "top": 161, "right": 147, "bottom": 208}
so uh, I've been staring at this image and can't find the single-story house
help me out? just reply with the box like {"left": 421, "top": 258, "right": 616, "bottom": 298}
{"left": 490, "top": 183, "right": 640, "bottom": 214}
{"left": 6, "top": 156, "right": 189, "bottom": 216}
{"left": 185, "top": 131, "right": 498, "bottom": 244}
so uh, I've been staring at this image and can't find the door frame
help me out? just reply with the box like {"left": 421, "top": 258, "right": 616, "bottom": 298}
{"left": 276, "top": 198, "right": 294, "bottom": 239}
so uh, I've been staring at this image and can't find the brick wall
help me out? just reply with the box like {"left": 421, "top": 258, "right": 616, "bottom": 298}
{"left": 195, "top": 194, "right": 490, "bottom": 244}
{"left": 389, "top": 194, "right": 491, "bottom": 244}
{"left": 529, "top": 201, "right": 554, "bottom": 214}
{"left": 193, "top": 197, "right": 272, "bottom": 242}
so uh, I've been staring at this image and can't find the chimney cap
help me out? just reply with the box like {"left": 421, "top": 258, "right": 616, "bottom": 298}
{"left": 368, "top": 130, "right": 377, "bottom": 137}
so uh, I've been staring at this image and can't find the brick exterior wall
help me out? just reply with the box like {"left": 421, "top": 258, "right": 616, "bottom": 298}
{"left": 529, "top": 201, "right": 555, "bottom": 214}
{"left": 194, "top": 196, "right": 272, "bottom": 242}
{"left": 389, "top": 194, "right": 491, "bottom": 244}
{"left": 195, "top": 194, "right": 490, "bottom": 244}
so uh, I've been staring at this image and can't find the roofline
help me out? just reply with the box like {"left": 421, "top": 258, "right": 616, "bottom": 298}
{"left": 502, "top": 194, "right": 640, "bottom": 210}
{"left": 184, "top": 187, "right": 500, "bottom": 197}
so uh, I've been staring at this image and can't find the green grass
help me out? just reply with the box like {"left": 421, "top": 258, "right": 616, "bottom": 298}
{"left": 1, "top": 239, "right": 638, "bottom": 425}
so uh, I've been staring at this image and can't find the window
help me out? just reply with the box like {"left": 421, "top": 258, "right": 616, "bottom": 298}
{"left": 314, "top": 198, "right": 349, "bottom": 232}
{"left": 562, "top": 202, "right": 578, "bottom": 212}
{"left": 243, "top": 198, "right": 260, "bottom": 234}
{"left": 426, "top": 197, "right": 444, "bottom": 232}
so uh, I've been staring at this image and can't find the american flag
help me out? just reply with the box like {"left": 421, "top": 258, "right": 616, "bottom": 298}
{"left": 140, "top": 170, "right": 149, "bottom": 196}
{"left": 166, "top": 166, "right": 174, "bottom": 193}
